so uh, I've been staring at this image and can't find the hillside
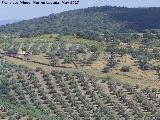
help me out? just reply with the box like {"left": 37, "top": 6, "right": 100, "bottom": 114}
{"left": 0, "top": 5, "right": 160, "bottom": 120}
{"left": 0, "top": 34, "right": 160, "bottom": 119}
{"left": 1, "top": 6, "right": 160, "bottom": 40}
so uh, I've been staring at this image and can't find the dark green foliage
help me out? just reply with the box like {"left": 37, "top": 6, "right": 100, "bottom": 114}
{"left": 121, "top": 66, "right": 130, "bottom": 72}
{"left": 102, "top": 66, "right": 110, "bottom": 73}
{"left": 90, "top": 45, "right": 97, "bottom": 52}
{"left": 64, "top": 57, "right": 72, "bottom": 64}
{"left": 138, "top": 56, "right": 150, "bottom": 70}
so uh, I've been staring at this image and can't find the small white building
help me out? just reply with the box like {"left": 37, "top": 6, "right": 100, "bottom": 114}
{"left": 120, "top": 42, "right": 128, "bottom": 46}
{"left": 17, "top": 51, "right": 26, "bottom": 55}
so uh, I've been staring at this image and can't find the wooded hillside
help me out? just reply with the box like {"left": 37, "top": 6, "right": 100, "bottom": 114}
{"left": 1, "top": 6, "right": 160, "bottom": 40}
